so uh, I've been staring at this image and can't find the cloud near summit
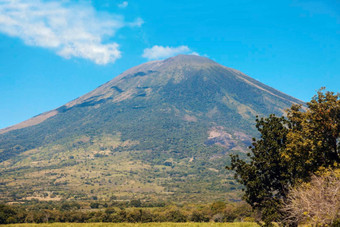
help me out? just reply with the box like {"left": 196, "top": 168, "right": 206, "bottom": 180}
{"left": 0, "top": 0, "right": 142, "bottom": 65}
{"left": 142, "top": 45, "right": 197, "bottom": 60}
{"left": 118, "top": 1, "right": 129, "bottom": 9}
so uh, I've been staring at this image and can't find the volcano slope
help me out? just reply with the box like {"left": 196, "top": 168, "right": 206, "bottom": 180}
{"left": 0, "top": 55, "right": 303, "bottom": 202}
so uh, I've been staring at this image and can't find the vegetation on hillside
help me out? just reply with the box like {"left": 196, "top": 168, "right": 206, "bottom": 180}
{"left": 228, "top": 89, "right": 340, "bottom": 226}
{"left": 0, "top": 131, "right": 242, "bottom": 203}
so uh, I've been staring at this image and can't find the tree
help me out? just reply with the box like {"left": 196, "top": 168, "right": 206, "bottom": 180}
{"left": 227, "top": 89, "right": 340, "bottom": 226}
{"left": 228, "top": 115, "right": 291, "bottom": 225}
{"left": 0, "top": 204, "right": 18, "bottom": 224}
{"left": 130, "top": 199, "right": 142, "bottom": 207}
{"left": 284, "top": 89, "right": 340, "bottom": 181}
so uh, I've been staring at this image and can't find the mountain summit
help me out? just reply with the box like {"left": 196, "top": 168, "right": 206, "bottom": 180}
{"left": 0, "top": 55, "right": 303, "bottom": 202}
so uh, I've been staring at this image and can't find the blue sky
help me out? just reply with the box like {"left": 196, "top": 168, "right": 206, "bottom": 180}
{"left": 0, "top": 0, "right": 339, "bottom": 129}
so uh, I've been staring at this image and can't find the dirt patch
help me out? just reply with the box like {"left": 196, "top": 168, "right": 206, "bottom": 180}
{"left": 183, "top": 114, "right": 197, "bottom": 122}
{"left": 205, "top": 126, "right": 237, "bottom": 149}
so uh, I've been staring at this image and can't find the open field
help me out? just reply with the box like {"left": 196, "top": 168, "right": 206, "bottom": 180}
{"left": 3, "top": 222, "right": 259, "bottom": 227}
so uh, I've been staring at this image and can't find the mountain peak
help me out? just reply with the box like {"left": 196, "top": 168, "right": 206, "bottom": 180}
{"left": 163, "top": 54, "right": 216, "bottom": 65}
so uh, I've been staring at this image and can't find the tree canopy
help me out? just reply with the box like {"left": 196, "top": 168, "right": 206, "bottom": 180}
{"left": 227, "top": 89, "right": 340, "bottom": 225}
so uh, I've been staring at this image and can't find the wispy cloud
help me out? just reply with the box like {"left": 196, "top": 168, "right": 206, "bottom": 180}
{"left": 0, "top": 0, "right": 142, "bottom": 65}
{"left": 142, "top": 45, "right": 197, "bottom": 60}
{"left": 118, "top": 1, "right": 128, "bottom": 9}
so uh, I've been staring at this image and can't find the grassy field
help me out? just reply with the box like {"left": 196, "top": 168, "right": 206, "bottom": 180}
{"left": 3, "top": 223, "right": 259, "bottom": 227}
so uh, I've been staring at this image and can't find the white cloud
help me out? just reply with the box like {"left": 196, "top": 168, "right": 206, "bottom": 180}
{"left": 142, "top": 45, "right": 197, "bottom": 60}
{"left": 128, "top": 17, "right": 144, "bottom": 27}
{"left": 0, "top": 0, "right": 142, "bottom": 65}
{"left": 118, "top": 1, "right": 128, "bottom": 9}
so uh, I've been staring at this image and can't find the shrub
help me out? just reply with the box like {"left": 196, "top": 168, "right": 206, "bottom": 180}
{"left": 283, "top": 168, "right": 340, "bottom": 226}
{"left": 165, "top": 209, "right": 187, "bottom": 222}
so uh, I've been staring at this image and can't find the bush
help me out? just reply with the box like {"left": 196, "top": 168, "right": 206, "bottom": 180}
{"left": 165, "top": 209, "right": 187, "bottom": 222}
{"left": 0, "top": 204, "right": 18, "bottom": 224}
{"left": 90, "top": 202, "right": 100, "bottom": 209}
{"left": 283, "top": 168, "right": 340, "bottom": 226}
{"left": 189, "top": 210, "right": 210, "bottom": 222}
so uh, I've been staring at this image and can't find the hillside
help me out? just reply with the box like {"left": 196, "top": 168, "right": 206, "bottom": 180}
{"left": 0, "top": 55, "right": 303, "bottom": 202}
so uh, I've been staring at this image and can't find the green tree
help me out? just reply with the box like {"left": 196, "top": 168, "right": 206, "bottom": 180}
{"left": 0, "top": 204, "right": 18, "bottom": 224}
{"left": 227, "top": 89, "right": 340, "bottom": 226}
{"left": 130, "top": 199, "right": 142, "bottom": 207}
{"left": 284, "top": 89, "right": 340, "bottom": 180}
{"left": 228, "top": 115, "right": 291, "bottom": 225}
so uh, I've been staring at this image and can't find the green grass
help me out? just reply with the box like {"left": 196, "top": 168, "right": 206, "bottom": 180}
{"left": 3, "top": 223, "right": 259, "bottom": 227}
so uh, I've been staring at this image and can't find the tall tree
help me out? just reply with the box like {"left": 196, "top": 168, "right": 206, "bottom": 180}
{"left": 227, "top": 89, "right": 340, "bottom": 226}
{"left": 284, "top": 89, "right": 340, "bottom": 180}
{"left": 228, "top": 115, "right": 291, "bottom": 225}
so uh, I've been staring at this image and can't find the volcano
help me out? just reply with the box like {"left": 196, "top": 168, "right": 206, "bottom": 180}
{"left": 0, "top": 55, "right": 303, "bottom": 202}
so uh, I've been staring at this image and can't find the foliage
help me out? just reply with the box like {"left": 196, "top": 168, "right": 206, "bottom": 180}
{"left": 1, "top": 222, "right": 261, "bottom": 227}
{"left": 0, "top": 201, "right": 253, "bottom": 224}
{"left": 227, "top": 89, "right": 340, "bottom": 225}
{"left": 283, "top": 168, "right": 340, "bottom": 226}
{"left": 284, "top": 89, "right": 340, "bottom": 180}
{"left": 227, "top": 115, "right": 290, "bottom": 225}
